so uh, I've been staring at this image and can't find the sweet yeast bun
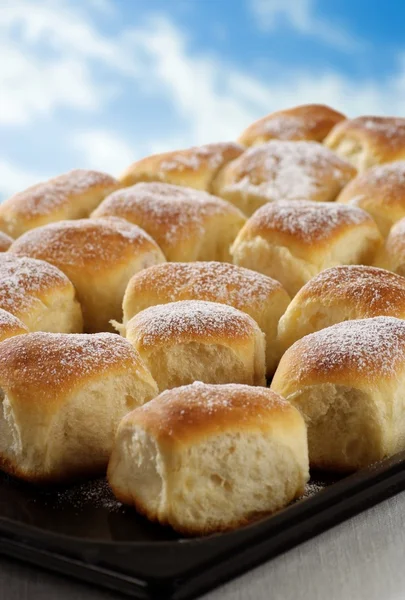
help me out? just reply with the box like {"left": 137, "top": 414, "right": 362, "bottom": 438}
{"left": 325, "top": 116, "right": 405, "bottom": 172}
{"left": 0, "top": 332, "right": 158, "bottom": 483}
{"left": 238, "top": 104, "right": 345, "bottom": 147}
{"left": 122, "top": 300, "right": 266, "bottom": 391}
{"left": 9, "top": 218, "right": 165, "bottom": 333}
{"left": 278, "top": 265, "right": 405, "bottom": 351}
{"left": 91, "top": 182, "right": 246, "bottom": 262}
{"left": 0, "top": 309, "right": 28, "bottom": 342}
{"left": 122, "top": 262, "right": 290, "bottom": 376}
{"left": 212, "top": 140, "right": 356, "bottom": 216}
{"left": 119, "top": 142, "right": 244, "bottom": 192}
{"left": 231, "top": 201, "right": 382, "bottom": 297}
{"left": 337, "top": 162, "right": 405, "bottom": 237}
{"left": 0, "top": 254, "right": 82, "bottom": 333}
{"left": 0, "top": 232, "right": 13, "bottom": 252}
{"left": 272, "top": 317, "right": 405, "bottom": 471}
{"left": 0, "top": 169, "right": 119, "bottom": 238}
{"left": 376, "top": 216, "right": 405, "bottom": 276}
{"left": 108, "top": 382, "right": 309, "bottom": 535}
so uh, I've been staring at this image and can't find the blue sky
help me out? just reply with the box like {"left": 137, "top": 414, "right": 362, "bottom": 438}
{"left": 1, "top": 0, "right": 404, "bottom": 199}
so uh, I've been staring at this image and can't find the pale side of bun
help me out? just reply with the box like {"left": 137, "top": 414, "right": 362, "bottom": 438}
{"left": 212, "top": 140, "right": 356, "bottom": 216}
{"left": 231, "top": 201, "right": 382, "bottom": 297}
{"left": 123, "top": 300, "right": 266, "bottom": 391}
{"left": 0, "top": 232, "right": 13, "bottom": 252}
{"left": 271, "top": 317, "right": 405, "bottom": 471}
{"left": 9, "top": 218, "right": 166, "bottom": 333}
{"left": 0, "top": 169, "right": 119, "bottom": 238}
{"left": 0, "top": 309, "right": 29, "bottom": 342}
{"left": 122, "top": 262, "right": 290, "bottom": 376}
{"left": 375, "top": 217, "right": 405, "bottom": 276}
{"left": 278, "top": 265, "right": 405, "bottom": 351}
{"left": 119, "top": 142, "right": 244, "bottom": 191}
{"left": 0, "top": 254, "right": 83, "bottom": 333}
{"left": 325, "top": 116, "right": 405, "bottom": 172}
{"left": 0, "top": 332, "right": 158, "bottom": 483}
{"left": 108, "top": 382, "right": 308, "bottom": 535}
{"left": 238, "top": 104, "right": 345, "bottom": 147}
{"left": 337, "top": 161, "right": 405, "bottom": 237}
{"left": 91, "top": 182, "right": 246, "bottom": 262}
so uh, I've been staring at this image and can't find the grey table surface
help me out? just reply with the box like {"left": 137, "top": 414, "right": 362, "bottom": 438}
{"left": 1, "top": 490, "right": 405, "bottom": 600}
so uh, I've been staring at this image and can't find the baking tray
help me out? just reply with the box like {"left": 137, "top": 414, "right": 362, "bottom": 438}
{"left": 0, "top": 452, "right": 404, "bottom": 600}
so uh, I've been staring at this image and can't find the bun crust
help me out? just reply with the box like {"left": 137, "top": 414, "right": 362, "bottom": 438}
{"left": 92, "top": 182, "right": 246, "bottom": 262}
{"left": 9, "top": 218, "right": 165, "bottom": 332}
{"left": 108, "top": 382, "right": 308, "bottom": 535}
{"left": 124, "top": 300, "right": 266, "bottom": 390}
{"left": 325, "top": 116, "right": 405, "bottom": 172}
{"left": 239, "top": 104, "right": 345, "bottom": 146}
{"left": 0, "top": 169, "right": 119, "bottom": 238}
{"left": 212, "top": 140, "right": 356, "bottom": 216}
{"left": 119, "top": 142, "right": 244, "bottom": 192}
{"left": 0, "top": 309, "right": 28, "bottom": 342}
{"left": 123, "top": 261, "right": 290, "bottom": 375}
{"left": 0, "top": 232, "right": 13, "bottom": 252}
{"left": 0, "top": 332, "right": 158, "bottom": 483}
{"left": 272, "top": 317, "right": 405, "bottom": 471}
{"left": 231, "top": 201, "right": 382, "bottom": 296}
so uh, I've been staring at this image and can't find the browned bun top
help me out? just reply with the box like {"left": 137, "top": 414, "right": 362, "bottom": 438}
{"left": 0, "top": 309, "right": 29, "bottom": 341}
{"left": 0, "top": 332, "right": 146, "bottom": 408}
{"left": 118, "top": 382, "right": 297, "bottom": 443}
{"left": 8, "top": 217, "right": 164, "bottom": 271}
{"left": 126, "top": 300, "right": 261, "bottom": 350}
{"left": 214, "top": 140, "right": 356, "bottom": 204}
{"left": 0, "top": 232, "right": 13, "bottom": 252}
{"left": 273, "top": 317, "right": 405, "bottom": 389}
{"left": 338, "top": 161, "right": 405, "bottom": 206}
{"left": 239, "top": 104, "right": 345, "bottom": 146}
{"left": 119, "top": 142, "right": 244, "bottom": 190}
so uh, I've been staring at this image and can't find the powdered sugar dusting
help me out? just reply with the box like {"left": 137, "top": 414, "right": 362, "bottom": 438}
{"left": 358, "top": 117, "right": 405, "bottom": 141}
{"left": 158, "top": 142, "right": 243, "bottom": 173}
{"left": 0, "top": 308, "right": 27, "bottom": 333}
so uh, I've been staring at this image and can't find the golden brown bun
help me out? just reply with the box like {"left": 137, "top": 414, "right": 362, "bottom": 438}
{"left": 337, "top": 161, "right": 405, "bottom": 237}
{"left": 272, "top": 316, "right": 405, "bottom": 471}
{"left": 0, "top": 309, "right": 28, "bottom": 342}
{"left": 122, "top": 261, "right": 290, "bottom": 376}
{"left": 0, "top": 332, "right": 158, "bottom": 483}
{"left": 108, "top": 382, "right": 308, "bottom": 535}
{"left": 231, "top": 201, "right": 382, "bottom": 296}
{"left": 0, "top": 254, "right": 82, "bottom": 333}
{"left": 375, "top": 216, "right": 405, "bottom": 276}
{"left": 0, "top": 169, "right": 119, "bottom": 238}
{"left": 122, "top": 300, "right": 266, "bottom": 391}
{"left": 239, "top": 104, "right": 345, "bottom": 147}
{"left": 278, "top": 265, "right": 405, "bottom": 351}
{"left": 119, "top": 142, "right": 244, "bottom": 192}
{"left": 0, "top": 232, "right": 13, "bottom": 252}
{"left": 325, "top": 116, "right": 405, "bottom": 172}
{"left": 9, "top": 218, "right": 165, "bottom": 333}
{"left": 212, "top": 140, "right": 356, "bottom": 216}
{"left": 91, "top": 182, "right": 246, "bottom": 262}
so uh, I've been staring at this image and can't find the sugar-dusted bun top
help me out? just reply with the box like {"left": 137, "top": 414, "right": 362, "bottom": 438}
{"left": 214, "top": 140, "right": 356, "bottom": 204}
{"left": 294, "top": 265, "right": 405, "bottom": 315}
{"left": 273, "top": 317, "right": 405, "bottom": 387}
{"left": 0, "top": 232, "right": 13, "bottom": 252}
{"left": 120, "top": 142, "right": 244, "bottom": 189}
{"left": 119, "top": 381, "right": 298, "bottom": 443}
{"left": 126, "top": 300, "right": 261, "bottom": 349}
{"left": 239, "top": 104, "right": 345, "bottom": 146}
{"left": 9, "top": 217, "right": 164, "bottom": 270}
{"left": 0, "top": 332, "right": 148, "bottom": 405}
{"left": 339, "top": 161, "right": 405, "bottom": 206}
{"left": 0, "top": 308, "right": 28, "bottom": 341}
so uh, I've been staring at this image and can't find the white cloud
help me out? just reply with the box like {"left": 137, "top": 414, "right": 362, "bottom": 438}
{"left": 72, "top": 130, "right": 137, "bottom": 176}
{"left": 0, "top": 159, "right": 49, "bottom": 198}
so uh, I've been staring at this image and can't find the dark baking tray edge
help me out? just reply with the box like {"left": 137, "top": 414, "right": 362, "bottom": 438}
{"left": 0, "top": 451, "right": 405, "bottom": 600}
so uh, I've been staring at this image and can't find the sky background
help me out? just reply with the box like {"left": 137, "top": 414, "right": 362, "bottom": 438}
{"left": 1, "top": 0, "right": 404, "bottom": 199}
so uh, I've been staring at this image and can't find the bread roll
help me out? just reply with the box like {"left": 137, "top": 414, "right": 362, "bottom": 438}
{"left": 0, "top": 309, "right": 28, "bottom": 342}
{"left": 122, "top": 300, "right": 266, "bottom": 391}
{"left": 0, "top": 232, "right": 13, "bottom": 252}
{"left": 0, "top": 254, "right": 82, "bottom": 333}
{"left": 278, "top": 265, "right": 405, "bottom": 351}
{"left": 375, "top": 216, "right": 405, "bottom": 276}
{"left": 119, "top": 142, "right": 243, "bottom": 191}
{"left": 91, "top": 182, "right": 246, "bottom": 262}
{"left": 272, "top": 317, "right": 405, "bottom": 471}
{"left": 337, "top": 162, "right": 405, "bottom": 237}
{"left": 9, "top": 218, "right": 165, "bottom": 333}
{"left": 108, "top": 382, "right": 309, "bottom": 535}
{"left": 0, "top": 169, "right": 119, "bottom": 238}
{"left": 0, "top": 332, "right": 158, "bottom": 483}
{"left": 231, "top": 201, "right": 382, "bottom": 296}
{"left": 212, "top": 140, "right": 356, "bottom": 216}
{"left": 325, "top": 116, "right": 405, "bottom": 172}
{"left": 239, "top": 104, "right": 345, "bottom": 147}
{"left": 122, "top": 262, "right": 290, "bottom": 376}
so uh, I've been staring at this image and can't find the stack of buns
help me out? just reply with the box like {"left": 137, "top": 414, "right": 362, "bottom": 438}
{"left": 2, "top": 102, "right": 405, "bottom": 535}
